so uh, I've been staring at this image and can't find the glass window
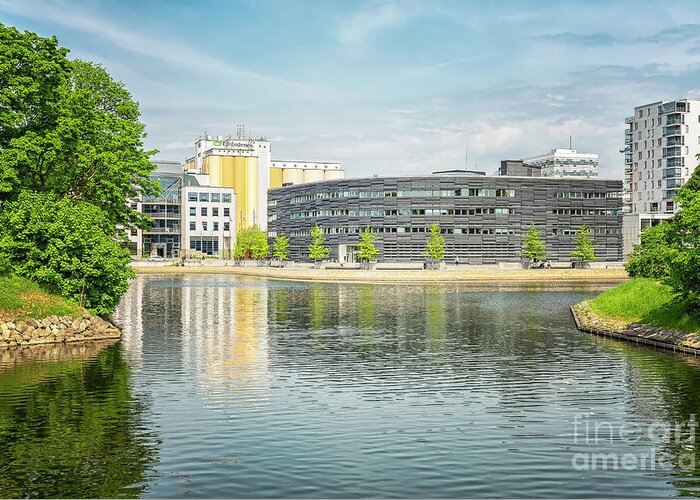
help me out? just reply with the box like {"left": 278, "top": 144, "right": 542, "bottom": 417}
{"left": 213, "top": 222, "right": 218, "bottom": 231}
{"left": 213, "top": 207, "right": 219, "bottom": 217}
{"left": 188, "top": 192, "right": 197, "bottom": 202}
{"left": 223, "top": 207, "right": 230, "bottom": 217}
{"left": 201, "top": 207, "right": 207, "bottom": 216}
{"left": 211, "top": 192, "right": 220, "bottom": 202}
{"left": 224, "top": 222, "right": 230, "bottom": 231}
{"left": 222, "top": 193, "right": 232, "bottom": 203}
{"left": 199, "top": 192, "right": 209, "bottom": 202}
{"left": 189, "top": 222, "right": 196, "bottom": 231}
{"left": 189, "top": 207, "right": 196, "bottom": 216}
{"left": 202, "top": 222, "right": 207, "bottom": 231}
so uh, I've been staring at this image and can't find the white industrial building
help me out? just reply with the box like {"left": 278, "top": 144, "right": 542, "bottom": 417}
{"left": 524, "top": 148, "right": 599, "bottom": 178}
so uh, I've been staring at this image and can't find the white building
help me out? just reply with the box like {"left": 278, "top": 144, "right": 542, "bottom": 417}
{"left": 182, "top": 184, "right": 236, "bottom": 258}
{"left": 524, "top": 148, "right": 599, "bottom": 178}
{"left": 624, "top": 99, "right": 700, "bottom": 215}
{"left": 621, "top": 99, "right": 700, "bottom": 259}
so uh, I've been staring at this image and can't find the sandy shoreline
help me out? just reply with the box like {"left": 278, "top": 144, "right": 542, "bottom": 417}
{"left": 132, "top": 264, "right": 628, "bottom": 285}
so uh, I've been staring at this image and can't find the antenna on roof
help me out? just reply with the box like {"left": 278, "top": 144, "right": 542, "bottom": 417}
{"left": 569, "top": 135, "right": 572, "bottom": 149}
{"left": 464, "top": 137, "right": 469, "bottom": 169}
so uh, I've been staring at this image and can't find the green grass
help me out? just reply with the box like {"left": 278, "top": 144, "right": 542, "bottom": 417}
{"left": 0, "top": 275, "right": 85, "bottom": 321}
{"left": 589, "top": 277, "right": 700, "bottom": 333}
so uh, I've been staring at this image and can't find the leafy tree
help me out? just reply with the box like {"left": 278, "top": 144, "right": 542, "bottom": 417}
{"left": 357, "top": 227, "right": 379, "bottom": 268}
{"left": 308, "top": 225, "right": 330, "bottom": 266}
{"left": 666, "top": 167, "right": 700, "bottom": 312}
{"left": 571, "top": 225, "right": 597, "bottom": 267}
{"left": 233, "top": 225, "right": 268, "bottom": 260}
{"left": 272, "top": 234, "right": 290, "bottom": 262}
{"left": 424, "top": 223, "right": 445, "bottom": 268}
{"left": 0, "top": 191, "right": 133, "bottom": 315}
{"left": 520, "top": 222, "right": 547, "bottom": 267}
{"left": 0, "top": 24, "right": 158, "bottom": 232}
{"left": 625, "top": 222, "right": 674, "bottom": 279}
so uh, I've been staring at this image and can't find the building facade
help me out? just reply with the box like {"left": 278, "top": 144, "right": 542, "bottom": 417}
{"left": 524, "top": 149, "right": 599, "bottom": 178}
{"left": 182, "top": 185, "right": 236, "bottom": 258}
{"left": 498, "top": 160, "right": 541, "bottom": 177}
{"left": 267, "top": 175, "right": 623, "bottom": 264}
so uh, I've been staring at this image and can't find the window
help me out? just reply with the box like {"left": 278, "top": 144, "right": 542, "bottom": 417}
{"left": 189, "top": 207, "right": 196, "bottom": 216}
{"left": 213, "top": 222, "right": 218, "bottom": 231}
{"left": 189, "top": 222, "right": 196, "bottom": 231}
{"left": 222, "top": 193, "right": 232, "bottom": 203}
{"left": 202, "top": 222, "right": 208, "bottom": 231}
{"left": 211, "top": 192, "right": 220, "bottom": 202}
{"left": 213, "top": 207, "right": 219, "bottom": 217}
{"left": 224, "top": 222, "right": 230, "bottom": 231}
{"left": 188, "top": 192, "right": 197, "bottom": 202}
{"left": 199, "top": 192, "right": 209, "bottom": 202}
{"left": 223, "top": 207, "right": 230, "bottom": 217}
{"left": 201, "top": 207, "right": 207, "bottom": 216}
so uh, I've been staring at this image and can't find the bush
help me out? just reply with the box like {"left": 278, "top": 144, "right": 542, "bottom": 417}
{"left": 0, "top": 192, "right": 133, "bottom": 316}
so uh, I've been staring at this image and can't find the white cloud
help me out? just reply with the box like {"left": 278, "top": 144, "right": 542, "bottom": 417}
{"left": 336, "top": 0, "right": 424, "bottom": 48}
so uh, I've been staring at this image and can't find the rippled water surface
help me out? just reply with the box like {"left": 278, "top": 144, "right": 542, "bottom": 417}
{"left": 2, "top": 275, "right": 700, "bottom": 498}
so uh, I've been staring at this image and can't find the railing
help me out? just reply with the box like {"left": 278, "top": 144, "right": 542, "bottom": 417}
{"left": 625, "top": 116, "right": 635, "bottom": 124}
{"left": 662, "top": 125, "right": 681, "bottom": 137}
{"left": 141, "top": 212, "right": 181, "bottom": 219}
{"left": 145, "top": 226, "right": 181, "bottom": 234}
{"left": 663, "top": 146, "right": 682, "bottom": 158}
{"left": 664, "top": 168, "right": 682, "bottom": 178}
{"left": 666, "top": 114, "right": 683, "bottom": 125}
{"left": 666, "top": 136, "right": 684, "bottom": 146}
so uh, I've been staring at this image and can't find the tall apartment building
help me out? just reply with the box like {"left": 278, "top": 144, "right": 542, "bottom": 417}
{"left": 621, "top": 99, "right": 700, "bottom": 257}
{"left": 184, "top": 133, "right": 344, "bottom": 230}
{"left": 524, "top": 149, "right": 599, "bottom": 178}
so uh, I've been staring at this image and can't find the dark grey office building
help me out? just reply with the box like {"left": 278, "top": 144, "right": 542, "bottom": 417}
{"left": 267, "top": 175, "right": 623, "bottom": 264}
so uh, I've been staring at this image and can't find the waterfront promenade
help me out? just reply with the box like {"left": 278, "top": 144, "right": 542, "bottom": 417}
{"left": 131, "top": 261, "right": 628, "bottom": 285}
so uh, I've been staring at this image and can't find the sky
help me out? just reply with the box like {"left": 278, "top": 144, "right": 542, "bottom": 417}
{"left": 3, "top": 0, "right": 700, "bottom": 179}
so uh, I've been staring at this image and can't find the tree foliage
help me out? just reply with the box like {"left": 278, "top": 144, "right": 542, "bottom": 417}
{"left": 308, "top": 225, "right": 330, "bottom": 264}
{"left": 424, "top": 223, "right": 445, "bottom": 265}
{"left": 272, "top": 234, "right": 290, "bottom": 261}
{"left": 0, "top": 192, "right": 134, "bottom": 315}
{"left": 571, "top": 225, "right": 597, "bottom": 266}
{"left": 625, "top": 222, "right": 674, "bottom": 279}
{"left": 233, "top": 225, "right": 268, "bottom": 260}
{"left": 357, "top": 227, "right": 379, "bottom": 266}
{"left": 520, "top": 222, "right": 547, "bottom": 266}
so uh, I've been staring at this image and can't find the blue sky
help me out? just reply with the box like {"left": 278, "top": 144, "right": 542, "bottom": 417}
{"left": 2, "top": 0, "right": 700, "bottom": 179}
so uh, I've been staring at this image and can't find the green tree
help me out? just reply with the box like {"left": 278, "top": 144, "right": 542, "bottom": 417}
{"left": 308, "top": 225, "right": 330, "bottom": 267}
{"left": 357, "top": 227, "right": 379, "bottom": 268}
{"left": 625, "top": 222, "right": 674, "bottom": 279}
{"left": 424, "top": 223, "right": 445, "bottom": 269}
{"left": 0, "top": 192, "right": 133, "bottom": 315}
{"left": 272, "top": 234, "right": 290, "bottom": 262}
{"left": 571, "top": 225, "right": 597, "bottom": 267}
{"left": 233, "top": 225, "right": 268, "bottom": 261}
{"left": 520, "top": 222, "right": 547, "bottom": 267}
{"left": 0, "top": 24, "right": 158, "bottom": 231}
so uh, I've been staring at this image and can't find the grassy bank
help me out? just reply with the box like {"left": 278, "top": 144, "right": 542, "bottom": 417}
{"left": 0, "top": 275, "right": 85, "bottom": 321}
{"left": 588, "top": 277, "right": 700, "bottom": 333}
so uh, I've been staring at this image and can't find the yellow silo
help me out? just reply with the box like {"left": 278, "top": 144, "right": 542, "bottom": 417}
{"left": 304, "top": 168, "right": 325, "bottom": 183}
{"left": 269, "top": 167, "right": 284, "bottom": 189}
{"left": 324, "top": 169, "right": 345, "bottom": 181}
{"left": 282, "top": 167, "right": 304, "bottom": 186}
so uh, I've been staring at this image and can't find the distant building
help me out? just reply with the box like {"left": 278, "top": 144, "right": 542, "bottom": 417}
{"left": 621, "top": 98, "right": 700, "bottom": 259}
{"left": 498, "top": 160, "right": 541, "bottom": 177}
{"left": 524, "top": 149, "right": 599, "bottom": 178}
{"left": 184, "top": 133, "right": 343, "bottom": 229}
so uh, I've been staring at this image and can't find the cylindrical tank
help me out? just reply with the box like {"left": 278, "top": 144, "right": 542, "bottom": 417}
{"left": 245, "top": 157, "right": 258, "bottom": 227}
{"left": 205, "top": 156, "right": 222, "bottom": 185}
{"left": 282, "top": 168, "right": 304, "bottom": 186}
{"left": 269, "top": 167, "right": 284, "bottom": 189}
{"left": 304, "top": 168, "right": 325, "bottom": 183}
{"left": 324, "top": 169, "right": 345, "bottom": 181}
{"left": 232, "top": 157, "right": 247, "bottom": 228}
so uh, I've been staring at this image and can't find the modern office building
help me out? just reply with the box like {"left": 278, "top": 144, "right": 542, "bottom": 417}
{"left": 498, "top": 160, "right": 542, "bottom": 177}
{"left": 524, "top": 149, "right": 599, "bottom": 178}
{"left": 621, "top": 98, "right": 700, "bottom": 258}
{"left": 184, "top": 133, "right": 344, "bottom": 230}
{"left": 267, "top": 175, "right": 623, "bottom": 264}
{"left": 129, "top": 161, "right": 236, "bottom": 258}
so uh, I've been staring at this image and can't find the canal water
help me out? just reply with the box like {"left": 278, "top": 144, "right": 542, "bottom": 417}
{"left": 2, "top": 275, "right": 700, "bottom": 498}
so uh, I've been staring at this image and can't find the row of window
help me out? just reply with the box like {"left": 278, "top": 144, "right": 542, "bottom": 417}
{"left": 555, "top": 191, "right": 620, "bottom": 199}
{"left": 552, "top": 208, "right": 619, "bottom": 216}
{"left": 186, "top": 192, "right": 233, "bottom": 203}
{"left": 290, "top": 207, "right": 520, "bottom": 219}
{"left": 188, "top": 221, "right": 231, "bottom": 232}
{"left": 189, "top": 207, "right": 231, "bottom": 217}
{"left": 286, "top": 226, "right": 621, "bottom": 236}
{"left": 287, "top": 188, "right": 517, "bottom": 204}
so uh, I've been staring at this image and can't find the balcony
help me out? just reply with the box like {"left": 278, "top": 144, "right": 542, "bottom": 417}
{"left": 664, "top": 167, "right": 682, "bottom": 178}
{"left": 667, "top": 157, "right": 685, "bottom": 168}
{"left": 661, "top": 101, "right": 689, "bottom": 114}
{"left": 663, "top": 146, "right": 682, "bottom": 157}
{"left": 625, "top": 153, "right": 632, "bottom": 164}
{"left": 662, "top": 125, "right": 681, "bottom": 137}
{"left": 145, "top": 225, "right": 181, "bottom": 234}
{"left": 666, "top": 113, "right": 684, "bottom": 125}
{"left": 625, "top": 116, "right": 635, "bottom": 124}
{"left": 624, "top": 132, "right": 632, "bottom": 144}
{"left": 666, "top": 136, "right": 684, "bottom": 146}
{"left": 666, "top": 178, "right": 684, "bottom": 189}
{"left": 665, "top": 189, "right": 680, "bottom": 200}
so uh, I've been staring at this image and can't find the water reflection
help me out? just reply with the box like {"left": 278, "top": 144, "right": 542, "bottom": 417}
{"left": 0, "top": 342, "right": 158, "bottom": 498}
